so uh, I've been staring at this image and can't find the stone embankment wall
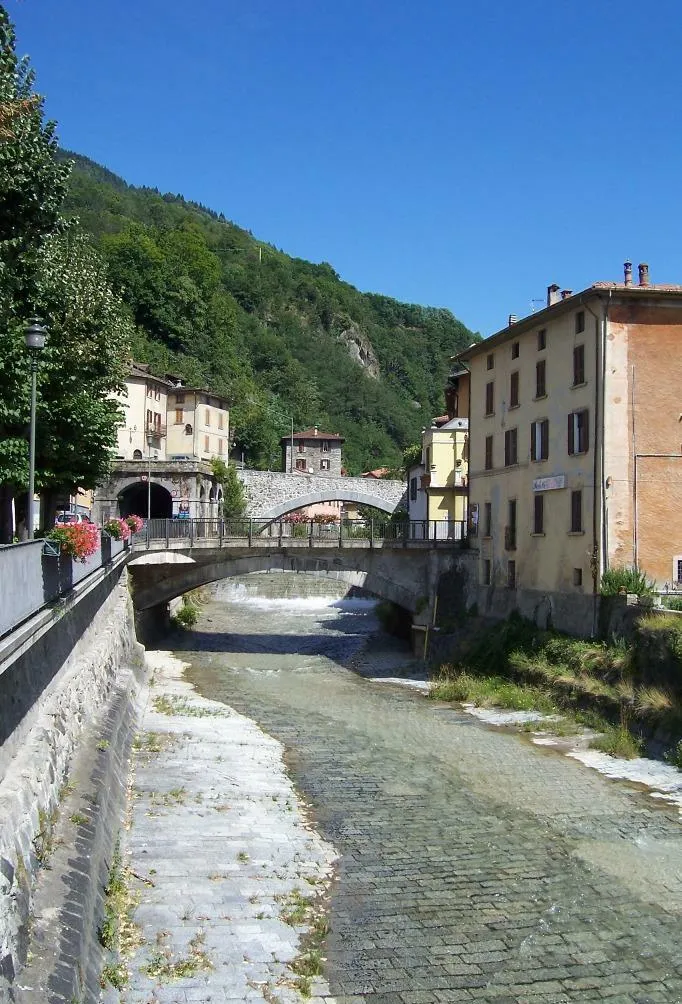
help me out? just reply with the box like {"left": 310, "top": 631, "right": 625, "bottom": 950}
{"left": 0, "top": 561, "right": 143, "bottom": 998}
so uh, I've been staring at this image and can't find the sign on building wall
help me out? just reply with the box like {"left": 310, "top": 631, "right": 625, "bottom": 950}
{"left": 532, "top": 475, "right": 566, "bottom": 492}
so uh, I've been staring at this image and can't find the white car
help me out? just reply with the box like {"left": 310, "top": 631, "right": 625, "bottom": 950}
{"left": 54, "top": 512, "right": 93, "bottom": 526}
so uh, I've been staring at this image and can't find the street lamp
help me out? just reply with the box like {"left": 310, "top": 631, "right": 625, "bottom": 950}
{"left": 146, "top": 432, "right": 154, "bottom": 525}
{"left": 24, "top": 319, "right": 48, "bottom": 540}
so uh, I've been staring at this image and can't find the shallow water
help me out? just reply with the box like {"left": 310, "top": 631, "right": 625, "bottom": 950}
{"left": 175, "top": 572, "right": 682, "bottom": 1003}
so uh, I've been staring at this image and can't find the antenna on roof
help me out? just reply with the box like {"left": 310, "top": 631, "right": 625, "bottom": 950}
{"left": 530, "top": 299, "right": 545, "bottom": 313}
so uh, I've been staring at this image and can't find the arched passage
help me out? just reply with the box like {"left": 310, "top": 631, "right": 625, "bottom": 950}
{"left": 118, "top": 481, "right": 172, "bottom": 519}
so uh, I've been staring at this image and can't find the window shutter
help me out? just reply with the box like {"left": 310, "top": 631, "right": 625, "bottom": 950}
{"left": 530, "top": 423, "right": 536, "bottom": 462}
{"left": 541, "top": 419, "right": 549, "bottom": 460}
{"left": 568, "top": 412, "right": 574, "bottom": 454}
{"left": 583, "top": 410, "right": 589, "bottom": 452}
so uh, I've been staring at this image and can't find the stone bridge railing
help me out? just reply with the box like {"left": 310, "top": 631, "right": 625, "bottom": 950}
{"left": 237, "top": 470, "right": 407, "bottom": 519}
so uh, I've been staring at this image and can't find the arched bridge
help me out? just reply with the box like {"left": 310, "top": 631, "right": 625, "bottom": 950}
{"left": 237, "top": 469, "right": 407, "bottom": 519}
{"left": 127, "top": 518, "right": 468, "bottom": 619}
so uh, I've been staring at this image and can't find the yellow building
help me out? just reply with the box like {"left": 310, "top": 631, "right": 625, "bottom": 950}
{"left": 407, "top": 414, "right": 468, "bottom": 538}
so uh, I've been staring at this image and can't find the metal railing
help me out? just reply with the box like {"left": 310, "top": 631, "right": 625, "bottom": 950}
{"left": 131, "top": 518, "right": 469, "bottom": 549}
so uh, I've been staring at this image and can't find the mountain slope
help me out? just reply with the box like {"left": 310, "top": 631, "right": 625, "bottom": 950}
{"left": 59, "top": 150, "right": 478, "bottom": 473}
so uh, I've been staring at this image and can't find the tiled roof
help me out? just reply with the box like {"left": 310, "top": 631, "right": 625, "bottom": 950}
{"left": 282, "top": 428, "right": 345, "bottom": 442}
{"left": 362, "top": 467, "right": 391, "bottom": 478}
{"left": 591, "top": 282, "right": 682, "bottom": 291}
{"left": 432, "top": 414, "right": 450, "bottom": 427}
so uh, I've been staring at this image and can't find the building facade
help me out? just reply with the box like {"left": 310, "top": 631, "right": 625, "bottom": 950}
{"left": 459, "top": 263, "right": 682, "bottom": 631}
{"left": 407, "top": 415, "right": 469, "bottom": 538}
{"left": 281, "top": 428, "right": 344, "bottom": 477}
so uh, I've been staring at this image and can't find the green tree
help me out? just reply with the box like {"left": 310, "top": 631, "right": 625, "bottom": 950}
{"left": 210, "top": 457, "right": 246, "bottom": 519}
{"left": 0, "top": 7, "right": 71, "bottom": 538}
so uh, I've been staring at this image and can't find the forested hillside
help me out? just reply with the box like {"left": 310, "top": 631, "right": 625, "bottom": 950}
{"left": 60, "top": 150, "right": 477, "bottom": 473}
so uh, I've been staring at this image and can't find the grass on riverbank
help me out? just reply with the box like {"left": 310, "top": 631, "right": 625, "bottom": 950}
{"left": 429, "top": 613, "right": 682, "bottom": 759}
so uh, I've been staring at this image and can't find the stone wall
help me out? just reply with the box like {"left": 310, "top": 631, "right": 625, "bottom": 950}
{"left": 0, "top": 562, "right": 143, "bottom": 992}
{"left": 238, "top": 469, "right": 407, "bottom": 520}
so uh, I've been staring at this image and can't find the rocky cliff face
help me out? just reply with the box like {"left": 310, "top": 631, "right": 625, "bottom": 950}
{"left": 336, "top": 322, "right": 381, "bottom": 379}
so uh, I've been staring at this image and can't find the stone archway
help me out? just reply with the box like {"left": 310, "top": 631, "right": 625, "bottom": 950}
{"left": 118, "top": 481, "right": 172, "bottom": 520}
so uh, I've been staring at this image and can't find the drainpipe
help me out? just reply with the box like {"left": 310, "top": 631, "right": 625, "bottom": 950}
{"left": 581, "top": 290, "right": 610, "bottom": 636}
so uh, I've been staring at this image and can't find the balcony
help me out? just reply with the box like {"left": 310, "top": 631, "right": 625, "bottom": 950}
{"left": 504, "top": 525, "right": 517, "bottom": 551}
{"left": 145, "top": 423, "right": 167, "bottom": 440}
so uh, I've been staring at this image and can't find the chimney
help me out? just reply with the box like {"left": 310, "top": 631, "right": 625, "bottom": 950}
{"left": 560, "top": 289, "right": 573, "bottom": 300}
{"left": 624, "top": 261, "right": 632, "bottom": 286}
{"left": 314, "top": 426, "right": 318, "bottom": 435}
{"left": 508, "top": 314, "right": 517, "bottom": 326}
{"left": 547, "top": 284, "right": 561, "bottom": 307}
{"left": 638, "top": 263, "right": 649, "bottom": 287}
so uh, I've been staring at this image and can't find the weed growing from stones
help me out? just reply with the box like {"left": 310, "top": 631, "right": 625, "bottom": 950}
{"left": 144, "top": 929, "right": 212, "bottom": 980}
{"left": 70, "top": 812, "right": 90, "bottom": 826}
{"left": 153, "top": 694, "right": 227, "bottom": 718}
{"left": 98, "top": 841, "right": 142, "bottom": 991}
{"left": 34, "top": 806, "right": 59, "bottom": 865}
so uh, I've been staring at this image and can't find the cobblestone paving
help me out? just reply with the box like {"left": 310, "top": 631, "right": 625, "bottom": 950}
{"left": 183, "top": 593, "right": 682, "bottom": 1004}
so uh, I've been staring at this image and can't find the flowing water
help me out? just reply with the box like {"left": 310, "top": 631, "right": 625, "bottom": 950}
{"left": 174, "top": 572, "right": 682, "bottom": 1003}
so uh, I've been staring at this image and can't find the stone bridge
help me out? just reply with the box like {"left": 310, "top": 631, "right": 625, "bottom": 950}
{"left": 237, "top": 470, "right": 407, "bottom": 519}
{"left": 127, "top": 537, "right": 466, "bottom": 632}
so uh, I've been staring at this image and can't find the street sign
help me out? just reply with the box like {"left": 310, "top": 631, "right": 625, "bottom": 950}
{"left": 533, "top": 474, "right": 565, "bottom": 492}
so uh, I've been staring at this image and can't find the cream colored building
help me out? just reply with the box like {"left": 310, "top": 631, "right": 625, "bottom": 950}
{"left": 113, "top": 365, "right": 230, "bottom": 464}
{"left": 114, "top": 364, "right": 170, "bottom": 461}
{"left": 166, "top": 387, "right": 230, "bottom": 462}
{"left": 459, "top": 263, "right": 682, "bottom": 633}
{"left": 407, "top": 415, "right": 468, "bottom": 538}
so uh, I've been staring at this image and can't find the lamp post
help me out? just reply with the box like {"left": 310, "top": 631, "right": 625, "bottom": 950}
{"left": 24, "top": 319, "right": 48, "bottom": 540}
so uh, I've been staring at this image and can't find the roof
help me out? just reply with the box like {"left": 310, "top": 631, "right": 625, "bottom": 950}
{"left": 129, "top": 363, "right": 172, "bottom": 387}
{"left": 280, "top": 428, "right": 345, "bottom": 443}
{"left": 432, "top": 415, "right": 450, "bottom": 428}
{"left": 362, "top": 467, "right": 391, "bottom": 478}
{"left": 454, "top": 281, "right": 682, "bottom": 363}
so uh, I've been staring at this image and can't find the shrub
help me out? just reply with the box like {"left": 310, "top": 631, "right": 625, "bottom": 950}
{"left": 591, "top": 727, "right": 643, "bottom": 759}
{"left": 665, "top": 740, "right": 682, "bottom": 769}
{"left": 103, "top": 518, "right": 131, "bottom": 541}
{"left": 600, "top": 566, "right": 655, "bottom": 597}
{"left": 174, "top": 603, "right": 198, "bottom": 628}
{"left": 662, "top": 596, "right": 682, "bottom": 612}
{"left": 46, "top": 522, "right": 100, "bottom": 562}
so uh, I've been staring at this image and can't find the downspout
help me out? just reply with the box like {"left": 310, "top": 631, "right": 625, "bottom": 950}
{"left": 582, "top": 290, "right": 609, "bottom": 636}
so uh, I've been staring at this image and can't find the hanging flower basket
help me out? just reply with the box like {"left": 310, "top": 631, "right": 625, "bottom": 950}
{"left": 45, "top": 522, "right": 100, "bottom": 562}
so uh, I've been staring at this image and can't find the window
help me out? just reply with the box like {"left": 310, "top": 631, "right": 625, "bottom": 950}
{"left": 575, "top": 311, "right": 585, "bottom": 334}
{"left": 504, "top": 427, "right": 518, "bottom": 466}
{"left": 133, "top": 449, "right": 142, "bottom": 460}
{"left": 484, "top": 435, "right": 493, "bottom": 470}
{"left": 570, "top": 489, "right": 583, "bottom": 532}
{"left": 677, "top": 558, "right": 682, "bottom": 584}
{"left": 146, "top": 408, "right": 152, "bottom": 427}
{"left": 573, "top": 567, "right": 583, "bottom": 587}
{"left": 510, "top": 371, "right": 519, "bottom": 408}
{"left": 486, "top": 353, "right": 495, "bottom": 370}
{"left": 533, "top": 493, "right": 544, "bottom": 534}
{"left": 568, "top": 409, "right": 589, "bottom": 455}
{"left": 531, "top": 419, "right": 549, "bottom": 462}
{"left": 537, "top": 328, "right": 546, "bottom": 351}
{"left": 482, "top": 559, "right": 491, "bottom": 586}
{"left": 573, "top": 344, "right": 585, "bottom": 385}
{"left": 505, "top": 499, "right": 517, "bottom": 550}
{"left": 204, "top": 435, "right": 210, "bottom": 453}
{"left": 218, "top": 413, "right": 224, "bottom": 430}
{"left": 175, "top": 409, "right": 183, "bottom": 424}
{"left": 507, "top": 560, "right": 516, "bottom": 589}
{"left": 147, "top": 385, "right": 153, "bottom": 398}
{"left": 322, "top": 440, "right": 329, "bottom": 452}
{"left": 511, "top": 341, "right": 519, "bottom": 359}
{"left": 295, "top": 458, "right": 306, "bottom": 471}
{"left": 484, "top": 501, "right": 492, "bottom": 537}
{"left": 218, "top": 439, "right": 225, "bottom": 455}
{"left": 298, "top": 441, "right": 305, "bottom": 453}
{"left": 320, "top": 459, "right": 330, "bottom": 470}
{"left": 410, "top": 477, "right": 418, "bottom": 502}
{"left": 176, "top": 393, "right": 185, "bottom": 404}
{"left": 485, "top": 381, "right": 495, "bottom": 415}
{"left": 184, "top": 423, "right": 193, "bottom": 435}
{"left": 205, "top": 408, "right": 211, "bottom": 426}
{"left": 536, "top": 359, "right": 546, "bottom": 398}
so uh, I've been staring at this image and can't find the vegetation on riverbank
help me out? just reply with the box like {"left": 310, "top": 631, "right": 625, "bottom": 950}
{"left": 430, "top": 613, "right": 682, "bottom": 759}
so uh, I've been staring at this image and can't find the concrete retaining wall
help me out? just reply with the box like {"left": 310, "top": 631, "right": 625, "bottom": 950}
{"left": 0, "top": 561, "right": 143, "bottom": 993}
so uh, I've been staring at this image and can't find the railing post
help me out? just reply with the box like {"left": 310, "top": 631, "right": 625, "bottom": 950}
{"left": 219, "top": 517, "right": 223, "bottom": 547}
{"left": 248, "top": 519, "right": 253, "bottom": 547}
{"left": 339, "top": 519, "right": 343, "bottom": 548}
{"left": 146, "top": 518, "right": 150, "bottom": 550}
{"left": 165, "top": 519, "right": 169, "bottom": 549}
{"left": 370, "top": 518, "right": 374, "bottom": 549}
{"left": 278, "top": 520, "right": 283, "bottom": 547}
{"left": 189, "top": 518, "right": 194, "bottom": 548}
{"left": 432, "top": 519, "right": 437, "bottom": 545}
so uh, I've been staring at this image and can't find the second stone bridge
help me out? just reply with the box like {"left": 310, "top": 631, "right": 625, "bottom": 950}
{"left": 237, "top": 469, "right": 407, "bottom": 519}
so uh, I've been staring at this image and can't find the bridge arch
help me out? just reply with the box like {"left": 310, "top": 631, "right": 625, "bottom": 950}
{"left": 128, "top": 549, "right": 427, "bottom": 614}
{"left": 259, "top": 489, "right": 397, "bottom": 522}
{"left": 117, "top": 480, "right": 172, "bottom": 519}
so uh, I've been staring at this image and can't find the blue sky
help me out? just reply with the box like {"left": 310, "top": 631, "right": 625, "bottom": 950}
{"left": 10, "top": 0, "right": 682, "bottom": 337}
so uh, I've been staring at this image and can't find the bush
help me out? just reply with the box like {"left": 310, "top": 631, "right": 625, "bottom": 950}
{"left": 662, "top": 596, "right": 682, "bottom": 612}
{"left": 590, "top": 727, "right": 643, "bottom": 759}
{"left": 174, "top": 603, "right": 198, "bottom": 628}
{"left": 601, "top": 566, "right": 655, "bottom": 597}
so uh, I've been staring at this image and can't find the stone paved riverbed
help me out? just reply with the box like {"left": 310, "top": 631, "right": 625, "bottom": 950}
{"left": 174, "top": 576, "right": 682, "bottom": 1004}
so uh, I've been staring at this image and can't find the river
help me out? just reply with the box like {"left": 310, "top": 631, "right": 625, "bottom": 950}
{"left": 174, "top": 571, "right": 682, "bottom": 1003}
